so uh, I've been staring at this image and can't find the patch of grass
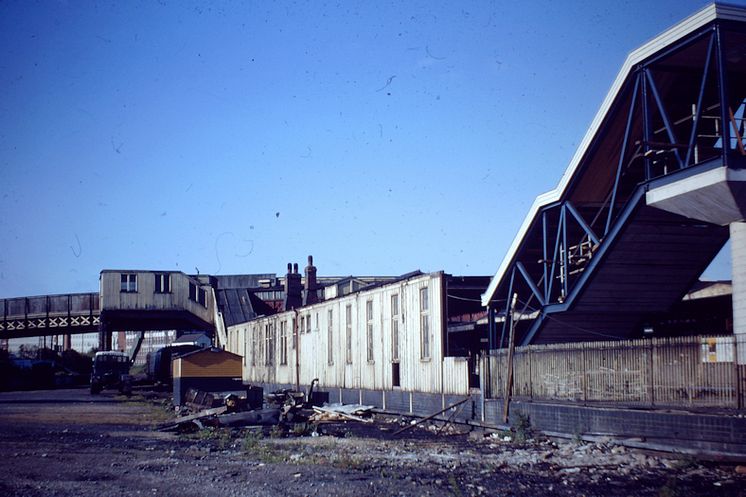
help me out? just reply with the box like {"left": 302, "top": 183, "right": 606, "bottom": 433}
{"left": 242, "top": 429, "right": 263, "bottom": 451}
{"left": 269, "top": 424, "right": 285, "bottom": 439}
{"left": 658, "top": 476, "right": 684, "bottom": 497}
{"left": 448, "top": 474, "right": 464, "bottom": 497}
{"left": 335, "top": 454, "right": 364, "bottom": 470}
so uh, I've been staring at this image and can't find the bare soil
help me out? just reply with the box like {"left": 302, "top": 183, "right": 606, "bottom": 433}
{"left": 0, "top": 388, "right": 744, "bottom": 497}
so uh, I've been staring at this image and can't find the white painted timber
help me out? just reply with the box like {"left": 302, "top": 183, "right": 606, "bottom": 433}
{"left": 226, "top": 272, "right": 470, "bottom": 395}
{"left": 731, "top": 223, "right": 746, "bottom": 362}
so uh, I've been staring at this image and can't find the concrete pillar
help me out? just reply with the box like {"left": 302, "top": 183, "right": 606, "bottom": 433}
{"left": 98, "top": 324, "right": 111, "bottom": 351}
{"left": 117, "top": 331, "right": 127, "bottom": 352}
{"left": 63, "top": 334, "right": 72, "bottom": 351}
{"left": 731, "top": 222, "right": 746, "bottom": 364}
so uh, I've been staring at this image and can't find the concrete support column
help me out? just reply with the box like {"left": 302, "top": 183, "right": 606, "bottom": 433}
{"left": 63, "top": 333, "right": 72, "bottom": 351}
{"left": 98, "top": 325, "right": 111, "bottom": 351}
{"left": 731, "top": 222, "right": 746, "bottom": 364}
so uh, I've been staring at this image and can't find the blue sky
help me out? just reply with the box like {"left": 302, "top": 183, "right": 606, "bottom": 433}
{"left": 0, "top": 0, "right": 738, "bottom": 298}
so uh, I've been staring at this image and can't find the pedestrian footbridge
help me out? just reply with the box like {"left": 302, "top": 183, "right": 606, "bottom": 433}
{"left": 482, "top": 4, "right": 746, "bottom": 346}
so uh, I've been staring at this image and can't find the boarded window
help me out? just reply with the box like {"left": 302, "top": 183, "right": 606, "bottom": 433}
{"left": 420, "top": 287, "right": 430, "bottom": 359}
{"left": 366, "top": 300, "right": 374, "bottom": 363}
{"left": 345, "top": 304, "right": 353, "bottom": 364}
{"left": 391, "top": 294, "right": 400, "bottom": 362}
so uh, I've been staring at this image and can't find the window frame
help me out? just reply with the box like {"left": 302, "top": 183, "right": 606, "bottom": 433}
{"left": 345, "top": 304, "right": 353, "bottom": 365}
{"left": 120, "top": 273, "right": 137, "bottom": 293}
{"left": 154, "top": 273, "right": 171, "bottom": 294}
{"left": 366, "top": 299, "right": 374, "bottom": 364}
{"left": 419, "top": 287, "right": 430, "bottom": 360}
{"left": 391, "top": 293, "right": 400, "bottom": 363}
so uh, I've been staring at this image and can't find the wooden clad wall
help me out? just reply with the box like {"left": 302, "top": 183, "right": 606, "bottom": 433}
{"left": 173, "top": 350, "right": 242, "bottom": 378}
{"left": 226, "top": 272, "right": 468, "bottom": 395}
{"left": 100, "top": 271, "right": 213, "bottom": 323}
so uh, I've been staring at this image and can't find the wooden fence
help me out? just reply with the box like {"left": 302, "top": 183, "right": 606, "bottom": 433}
{"left": 485, "top": 335, "right": 746, "bottom": 410}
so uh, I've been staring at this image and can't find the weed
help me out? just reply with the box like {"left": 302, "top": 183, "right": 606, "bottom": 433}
{"left": 270, "top": 424, "right": 285, "bottom": 439}
{"left": 658, "top": 476, "right": 683, "bottom": 497}
{"left": 448, "top": 474, "right": 464, "bottom": 497}
{"left": 512, "top": 413, "right": 532, "bottom": 443}
{"left": 335, "top": 455, "right": 363, "bottom": 470}
{"left": 242, "top": 429, "right": 263, "bottom": 452}
{"left": 291, "top": 423, "right": 308, "bottom": 436}
{"left": 572, "top": 431, "right": 584, "bottom": 445}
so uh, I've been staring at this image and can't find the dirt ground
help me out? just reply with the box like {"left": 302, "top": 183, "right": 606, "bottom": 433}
{"left": 0, "top": 388, "right": 744, "bottom": 497}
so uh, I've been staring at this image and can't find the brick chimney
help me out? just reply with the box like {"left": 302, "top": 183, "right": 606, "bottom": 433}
{"left": 284, "top": 262, "right": 302, "bottom": 310}
{"left": 304, "top": 255, "right": 319, "bottom": 305}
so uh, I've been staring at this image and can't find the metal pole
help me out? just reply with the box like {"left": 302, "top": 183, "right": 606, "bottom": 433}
{"left": 502, "top": 293, "right": 518, "bottom": 423}
{"left": 294, "top": 309, "right": 300, "bottom": 392}
{"left": 715, "top": 25, "right": 730, "bottom": 167}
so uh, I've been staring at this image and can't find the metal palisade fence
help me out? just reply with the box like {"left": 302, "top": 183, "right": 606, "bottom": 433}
{"left": 484, "top": 335, "right": 746, "bottom": 410}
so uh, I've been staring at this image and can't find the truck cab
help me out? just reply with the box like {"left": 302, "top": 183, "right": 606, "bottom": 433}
{"left": 90, "top": 351, "right": 132, "bottom": 395}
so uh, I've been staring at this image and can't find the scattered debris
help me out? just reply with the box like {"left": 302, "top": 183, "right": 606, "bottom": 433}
{"left": 310, "top": 404, "right": 375, "bottom": 423}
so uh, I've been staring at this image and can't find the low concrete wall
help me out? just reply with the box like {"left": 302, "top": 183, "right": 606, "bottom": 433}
{"left": 250, "top": 381, "right": 746, "bottom": 454}
{"left": 485, "top": 399, "right": 746, "bottom": 455}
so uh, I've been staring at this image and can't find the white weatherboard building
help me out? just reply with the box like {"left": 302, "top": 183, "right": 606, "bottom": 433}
{"left": 225, "top": 271, "right": 482, "bottom": 401}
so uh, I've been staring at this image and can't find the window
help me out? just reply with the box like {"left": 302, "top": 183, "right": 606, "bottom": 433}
{"left": 189, "top": 282, "right": 207, "bottom": 307}
{"left": 154, "top": 273, "right": 170, "bottom": 293}
{"left": 279, "top": 320, "right": 288, "bottom": 365}
{"left": 120, "top": 274, "right": 137, "bottom": 293}
{"left": 420, "top": 287, "right": 430, "bottom": 359}
{"left": 251, "top": 326, "right": 257, "bottom": 366}
{"left": 366, "top": 300, "right": 374, "bottom": 363}
{"left": 345, "top": 304, "right": 352, "bottom": 364}
{"left": 264, "top": 323, "right": 275, "bottom": 366}
{"left": 391, "top": 294, "right": 400, "bottom": 362}
{"left": 292, "top": 317, "right": 297, "bottom": 349}
{"left": 306, "top": 313, "right": 311, "bottom": 334}
{"left": 300, "top": 315, "right": 305, "bottom": 334}
{"left": 327, "top": 309, "right": 334, "bottom": 365}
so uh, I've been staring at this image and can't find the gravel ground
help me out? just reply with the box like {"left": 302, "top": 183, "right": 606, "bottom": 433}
{"left": 0, "top": 388, "right": 744, "bottom": 497}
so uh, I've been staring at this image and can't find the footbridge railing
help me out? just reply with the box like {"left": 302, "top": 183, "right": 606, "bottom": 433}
{"left": 0, "top": 293, "right": 100, "bottom": 338}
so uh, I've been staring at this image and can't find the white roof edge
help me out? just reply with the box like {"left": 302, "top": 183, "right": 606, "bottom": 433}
{"left": 482, "top": 3, "right": 746, "bottom": 307}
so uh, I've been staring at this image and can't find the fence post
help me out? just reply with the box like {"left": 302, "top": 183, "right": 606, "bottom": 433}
{"left": 581, "top": 343, "right": 587, "bottom": 405}
{"left": 528, "top": 345, "right": 533, "bottom": 400}
{"left": 647, "top": 338, "right": 655, "bottom": 407}
{"left": 735, "top": 337, "right": 741, "bottom": 410}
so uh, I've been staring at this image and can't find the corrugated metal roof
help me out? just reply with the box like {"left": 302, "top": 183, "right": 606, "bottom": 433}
{"left": 217, "top": 288, "right": 277, "bottom": 327}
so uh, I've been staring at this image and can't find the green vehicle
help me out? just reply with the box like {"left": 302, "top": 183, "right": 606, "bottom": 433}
{"left": 90, "top": 351, "right": 132, "bottom": 395}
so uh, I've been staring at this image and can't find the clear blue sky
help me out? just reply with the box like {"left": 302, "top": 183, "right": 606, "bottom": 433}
{"left": 0, "top": 0, "right": 737, "bottom": 298}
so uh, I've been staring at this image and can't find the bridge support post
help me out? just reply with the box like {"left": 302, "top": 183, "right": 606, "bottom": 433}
{"left": 63, "top": 334, "right": 72, "bottom": 351}
{"left": 98, "top": 323, "right": 111, "bottom": 351}
{"left": 732, "top": 221, "right": 746, "bottom": 365}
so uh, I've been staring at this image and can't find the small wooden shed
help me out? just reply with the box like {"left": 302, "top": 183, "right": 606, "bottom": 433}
{"left": 172, "top": 348, "right": 243, "bottom": 406}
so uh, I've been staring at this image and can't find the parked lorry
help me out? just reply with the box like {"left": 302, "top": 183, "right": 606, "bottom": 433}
{"left": 90, "top": 351, "right": 132, "bottom": 395}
